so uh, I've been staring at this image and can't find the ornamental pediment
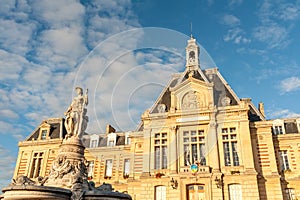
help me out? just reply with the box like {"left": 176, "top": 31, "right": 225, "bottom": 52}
{"left": 170, "top": 78, "right": 213, "bottom": 112}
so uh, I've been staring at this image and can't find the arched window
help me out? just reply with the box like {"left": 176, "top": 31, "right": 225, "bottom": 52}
{"left": 228, "top": 184, "right": 242, "bottom": 200}
{"left": 155, "top": 185, "right": 166, "bottom": 200}
{"left": 186, "top": 184, "right": 205, "bottom": 200}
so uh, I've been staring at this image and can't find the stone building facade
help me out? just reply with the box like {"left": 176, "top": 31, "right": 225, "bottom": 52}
{"left": 13, "top": 37, "right": 300, "bottom": 200}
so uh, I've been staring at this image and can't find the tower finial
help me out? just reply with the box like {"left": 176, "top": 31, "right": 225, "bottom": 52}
{"left": 190, "top": 22, "right": 193, "bottom": 38}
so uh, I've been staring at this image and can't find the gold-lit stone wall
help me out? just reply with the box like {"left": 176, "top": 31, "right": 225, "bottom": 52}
{"left": 12, "top": 37, "right": 300, "bottom": 200}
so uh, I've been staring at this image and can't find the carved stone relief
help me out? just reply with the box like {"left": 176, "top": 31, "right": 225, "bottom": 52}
{"left": 182, "top": 90, "right": 206, "bottom": 110}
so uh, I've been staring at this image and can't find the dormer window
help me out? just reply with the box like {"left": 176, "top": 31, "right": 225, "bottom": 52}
{"left": 273, "top": 126, "right": 283, "bottom": 135}
{"left": 38, "top": 122, "right": 51, "bottom": 140}
{"left": 107, "top": 133, "right": 117, "bottom": 147}
{"left": 272, "top": 119, "right": 285, "bottom": 135}
{"left": 89, "top": 134, "right": 99, "bottom": 148}
{"left": 125, "top": 132, "right": 131, "bottom": 145}
{"left": 90, "top": 140, "right": 98, "bottom": 148}
{"left": 41, "top": 130, "right": 47, "bottom": 140}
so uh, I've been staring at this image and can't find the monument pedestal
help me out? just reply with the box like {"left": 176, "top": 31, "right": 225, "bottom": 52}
{"left": 45, "top": 136, "right": 88, "bottom": 191}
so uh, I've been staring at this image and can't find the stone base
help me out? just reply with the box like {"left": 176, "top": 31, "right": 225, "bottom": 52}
{"left": 1, "top": 185, "right": 71, "bottom": 200}
{"left": 45, "top": 137, "right": 88, "bottom": 189}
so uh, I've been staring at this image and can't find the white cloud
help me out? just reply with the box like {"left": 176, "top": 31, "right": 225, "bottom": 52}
{"left": 253, "top": 23, "right": 289, "bottom": 49}
{"left": 0, "top": 109, "right": 19, "bottom": 119}
{"left": 0, "top": 50, "right": 27, "bottom": 81}
{"left": 223, "top": 28, "right": 251, "bottom": 44}
{"left": 31, "top": 0, "right": 85, "bottom": 28}
{"left": 222, "top": 14, "right": 240, "bottom": 27}
{"left": 277, "top": 4, "right": 299, "bottom": 21}
{"left": 253, "top": 0, "right": 300, "bottom": 49}
{"left": 0, "top": 146, "right": 15, "bottom": 189}
{"left": 268, "top": 109, "right": 300, "bottom": 119}
{"left": 228, "top": 0, "right": 243, "bottom": 7}
{"left": 0, "top": 19, "right": 35, "bottom": 55}
{"left": 279, "top": 76, "right": 300, "bottom": 93}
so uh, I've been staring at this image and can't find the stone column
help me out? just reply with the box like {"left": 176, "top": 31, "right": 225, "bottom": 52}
{"left": 207, "top": 121, "right": 220, "bottom": 173}
{"left": 169, "top": 125, "right": 178, "bottom": 174}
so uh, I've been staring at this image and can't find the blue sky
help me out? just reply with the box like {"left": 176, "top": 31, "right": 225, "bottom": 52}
{"left": 1, "top": 0, "right": 300, "bottom": 189}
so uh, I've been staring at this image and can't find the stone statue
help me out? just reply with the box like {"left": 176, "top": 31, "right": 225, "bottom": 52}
{"left": 64, "top": 87, "right": 88, "bottom": 139}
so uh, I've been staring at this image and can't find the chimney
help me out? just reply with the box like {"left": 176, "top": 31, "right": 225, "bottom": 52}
{"left": 258, "top": 102, "right": 265, "bottom": 117}
{"left": 106, "top": 124, "right": 116, "bottom": 134}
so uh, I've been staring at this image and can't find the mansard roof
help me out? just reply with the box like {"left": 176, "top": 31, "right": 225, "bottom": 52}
{"left": 136, "top": 66, "right": 265, "bottom": 131}
{"left": 25, "top": 118, "right": 67, "bottom": 141}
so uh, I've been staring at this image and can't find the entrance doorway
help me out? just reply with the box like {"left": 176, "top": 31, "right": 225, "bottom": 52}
{"left": 186, "top": 184, "right": 206, "bottom": 200}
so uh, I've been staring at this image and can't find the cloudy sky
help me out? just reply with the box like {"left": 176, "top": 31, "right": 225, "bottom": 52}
{"left": 1, "top": 0, "right": 300, "bottom": 188}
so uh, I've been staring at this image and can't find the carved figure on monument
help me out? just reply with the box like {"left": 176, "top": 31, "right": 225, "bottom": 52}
{"left": 10, "top": 175, "right": 36, "bottom": 186}
{"left": 49, "top": 155, "right": 72, "bottom": 180}
{"left": 182, "top": 90, "right": 199, "bottom": 110}
{"left": 64, "top": 87, "right": 88, "bottom": 139}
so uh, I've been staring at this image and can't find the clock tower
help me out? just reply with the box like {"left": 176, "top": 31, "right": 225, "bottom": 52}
{"left": 185, "top": 36, "right": 200, "bottom": 71}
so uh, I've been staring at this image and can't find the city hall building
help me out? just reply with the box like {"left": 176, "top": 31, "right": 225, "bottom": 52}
{"left": 13, "top": 37, "right": 300, "bottom": 200}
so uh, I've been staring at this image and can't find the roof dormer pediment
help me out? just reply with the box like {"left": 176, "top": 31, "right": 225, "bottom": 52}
{"left": 170, "top": 76, "right": 214, "bottom": 112}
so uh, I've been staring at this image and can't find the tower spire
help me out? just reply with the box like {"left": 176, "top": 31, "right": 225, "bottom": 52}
{"left": 190, "top": 22, "right": 193, "bottom": 38}
{"left": 185, "top": 34, "right": 200, "bottom": 70}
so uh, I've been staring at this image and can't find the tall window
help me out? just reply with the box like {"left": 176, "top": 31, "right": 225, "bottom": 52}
{"left": 105, "top": 159, "right": 113, "bottom": 177}
{"left": 222, "top": 128, "right": 239, "bottom": 166}
{"left": 279, "top": 150, "right": 290, "bottom": 171}
{"left": 154, "top": 133, "right": 168, "bottom": 169}
{"left": 273, "top": 126, "right": 283, "bottom": 135}
{"left": 29, "top": 152, "right": 44, "bottom": 178}
{"left": 285, "top": 188, "right": 296, "bottom": 200}
{"left": 183, "top": 130, "right": 206, "bottom": 166}
{"left": 229, "top": 184, "right": 242, "bottom": 200}
{"left": 155, "top": 186, "right": 166, "bottom": 200}
{"left": 87, "top": 161, "right": 94, "bottom": 179}
{"left": 123, "top": 159, "right": 130, "bottom": 177}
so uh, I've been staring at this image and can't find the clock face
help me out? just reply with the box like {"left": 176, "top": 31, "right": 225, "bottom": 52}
{"left": 189, "top": 50, "right": 195, "bottom": 63}
{"left": 189, "top": 51, "right": 195, "bottom": 59}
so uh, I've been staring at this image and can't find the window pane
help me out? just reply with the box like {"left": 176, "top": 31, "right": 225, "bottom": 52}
{"left": 184, "top": 145, "right": 190, "bottom": 166}
{"left": 124, "top": 159, "right": 130, "bottom": 176}
{"left": 41, "top": 130, "right": 47, "bottom": 140}
{"left": 223, "top": 142, "right": 231, "bottom": 166}
{"left": 162, "top": 146, "right": 167, "bottom": 169}
{"left": 222, "top": 128, "right": 228, "bottom": 133}
{"left": 105, "top": 159, "right": 113, "bottom": 177}
{"left": 183, "top": 131, "right": 189, "bottom": 136}
{"left": 88, "top": 161, "right": 94, "bottom": 177}
{"left": 222, "top": 135, "right": 228, "bottom": 140}
{"left": 230, "top": 128, "right": 236, "bottom": 133}
{"left": 191, "top": 144, "right": 197, "bottom": 163}
{"left": 231, "top": 142, "right": 239, "bottom": 166}
{"left": 155, "top": 146, "right": 160, "bottom": 169}
{"left": 198, "top": 130, "right": 204, "bottom": 135}
{"left": 191, "top": 131, "right": 197, "bottom": 136}
{"left": 199, "top": 144, "right": 206, "bottom": 166}
{"left": 231, "top": 134, "right": 237, "bottom": 139}
{"left": 280, "top": 150, "right": 290, "bottom": 170}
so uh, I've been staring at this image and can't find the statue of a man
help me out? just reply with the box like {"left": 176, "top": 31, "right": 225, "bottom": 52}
{"left": 64, "top": 87, "right": 88, "bottom": 138}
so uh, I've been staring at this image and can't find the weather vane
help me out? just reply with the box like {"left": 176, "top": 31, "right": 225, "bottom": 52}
{"left": 190, "top": 22, "right": 193, "bottom": 38}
